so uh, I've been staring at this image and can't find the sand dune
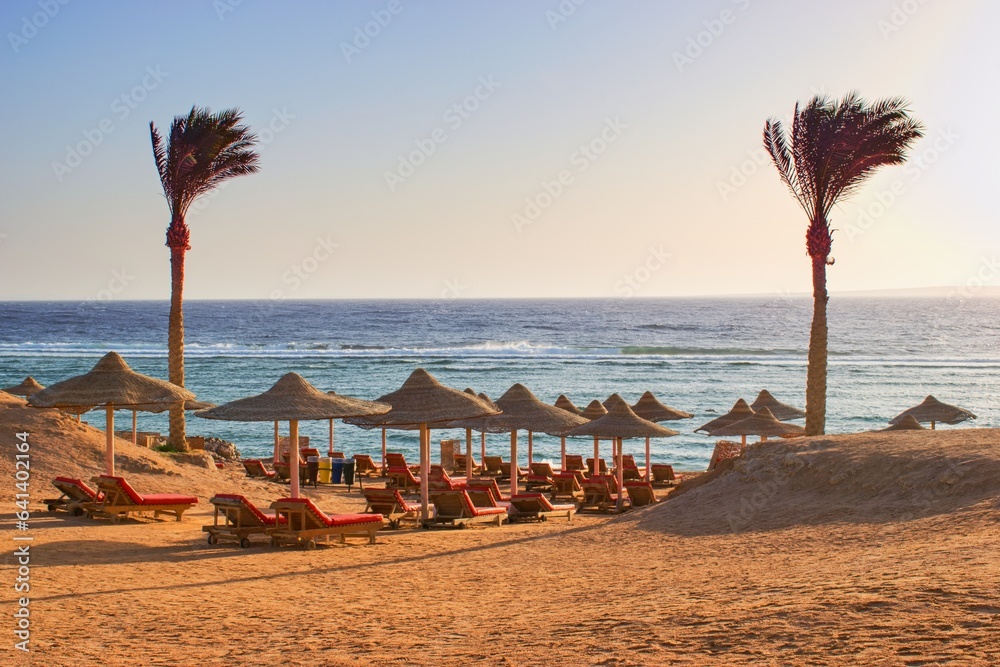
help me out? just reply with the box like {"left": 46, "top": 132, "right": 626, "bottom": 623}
{"left": 1, "top": 391, "right": 998, "bottom": 666}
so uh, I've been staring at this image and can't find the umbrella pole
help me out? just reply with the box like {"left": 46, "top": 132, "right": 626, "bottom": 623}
{"left": 329, "top": 419, "right": 335, "bottom": 457}
{"left": 420, "top": 424, "right": 430, "bottom": 524}
{"left": 741, "top": 434, "right": 747, "bottom": 446}
{"left": 465, "top": 428, "right": 473, "bottom": 479}
{"left": 593, "top": 436, "right": 599, "bottom": 476}
{"left": 510, "top": 430, "right": 518, "bottom": 498}
{"left": 105, "top": 405, "right": 115, "bottom": 476}
{"left": 273, "top": 422, "right": 280, "bottom": 465}
{"left": 289, "top": 420, "right": 300, "bottom": 499}
{"left": 132, "top": 411, "right": 137, "bottom": 445}
{"left": 381, "top": 428, "right": 387, "bottom": 474}
{"left": 527, "top": 431, "right": 533, "bottom": 466}
{"left": 560, "top": 436, "right": 566, "bottom": 472}
{"left": 645, "top": 435, "right": 651, "bottom": 482}
{"left": 931, "top": 420, "right": 936, "bottom": 430}
{"left": 481, "top": 431, "right": 486, "bottom": 468}
{"left": 616, "top": 437, "right": 624, "bottom": 512}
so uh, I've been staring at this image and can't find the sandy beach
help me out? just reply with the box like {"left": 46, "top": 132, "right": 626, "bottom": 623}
{"left": 2, "top": 391, "right": 998, "bottom": 666}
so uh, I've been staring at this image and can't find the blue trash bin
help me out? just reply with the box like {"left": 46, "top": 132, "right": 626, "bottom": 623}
{"left": 331, "top": 457, "right": 344, "bottom": 484}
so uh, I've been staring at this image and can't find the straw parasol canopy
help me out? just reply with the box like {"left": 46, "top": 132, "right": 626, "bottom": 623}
{"left": 28, "top": 352, "right": 196, "bottom": 475}
{"left": 707, "top": 407, "right": 805, "bottom": 440}
{"left": 567, "top": 402, "right": 678, "bottom": 510}
{"left": 880, "top": 414, "right": 927, "bottom": 431}
{"left": 454, "top": 383, "right": 588, "bottom": 436}
{"left": 602, "top": 393, "right": 630, "bottom": 411}
{"left": 631, "top": 391, "right": 692, "bottom": 422}
{"left": 554, "top": 394, "right": 583, "bottom": 416}
{"left": 695, "top": 398, "right": 755, "bottom": 434}
{"left": 889, "top": 395, "right": 976, "bottom": 429}
{"left": 580, "top": 400, "right": 608, "bottom": 421}
{"left": 3, "top": 376, "right": 45, "bottom": 397}
{"left": 197, "top": 373, "right": 390, "bottom": 498}
{"left": 138, "top": 399, "right": 216, "bottom": 414}
{"left": 749, "top": 389, "right": 806, "bottom": 421}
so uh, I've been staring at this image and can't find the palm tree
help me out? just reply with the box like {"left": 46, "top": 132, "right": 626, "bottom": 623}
{"left": 763, "top": 93, "right": 923, "bottom": 435}
{"left": 150, "top": 107, "right": 259, "bottom": 449}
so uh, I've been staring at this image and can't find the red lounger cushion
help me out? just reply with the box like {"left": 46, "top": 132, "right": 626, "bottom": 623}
{"left": 511, "top": 493, "right": 574, "bottom": 512}
{"left": 278, "top": 498, "right": 384, "bottom": 527}
{"left": 456, "top": 491, "right": 505, "bottom": 517}
{"left": 212, "top": 493, "right": 283, "bottom": 525}
{"left": 54, "top": 476, "right": 99, "bottom": 500}
{"left": 100, "top": 476, "right": 198, "bottom": 506}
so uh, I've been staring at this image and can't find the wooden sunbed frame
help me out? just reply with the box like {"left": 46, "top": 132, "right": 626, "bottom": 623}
{"left": 386, "top": 466, "right": 421, "bottom": 493}
{"left": 242, "top": 459, "right": 276, "bottom": 479}
{"left": 509, "top": 493, "right": 574, "bottom": 523}
{"left": 650, "top": 464, "right": 681, "bottom": 487}
{"left": 89, "top": 476, "right": 198, "bottom": 523}
{"left": 44, "top": 477, "right": 102, "bottom": 516}
{"left": 268, "top": 498, "right": 385, "bottom": 549}
{"left": 424, "top": 490, "right": 507, "bottom": 529}
{"left": 203, "top": 494, "right": 283, "bottom": 548}
{"left": 580, "top": 477, "right": 629, "bottom": 513}
{"left": 362, "top": 487, "right": 423, "bottom": 528}
{"left": 353, "top": 454, "right": 380, "bottom": 478}
{"left": 550, "top": 472, "right": 585, "bottom": 501}
{"left": 624, "top": 481, "right": 658, "bottom": 507}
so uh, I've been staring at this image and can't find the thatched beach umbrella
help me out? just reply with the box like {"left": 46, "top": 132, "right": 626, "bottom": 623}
{"left": 197, "top": 373, "right": 389, "bottom": 498}
{"left": 602, "top": 394, "right": 632, "bottom": 461}
{"left": 880, "top": 414, "right": 926, "bottom": 432}
{"left": 554, "top": 394, "right": 583, "bottom": 416}
{"left": 360, "top": 369, "right": 499, "bottom": 522}
{"left": 580, "top": 400, "right": 609, "bottom": 475}
{"left": 695, "top": 398, "right": 755, "bottom": 434}
{"left": 707, "top": 407, "right": 805, "bottom": 445}
{"left": 28, "top": 352, "right": 195, "bottom": 476}
{"left": 631, "top": 391, "right": 693, "bottom": 480}
{"left": 454, "top": 383, "right": 587, "bottom": 496}
{"left": 567, "top": 402, "right": 678, "bottom": 511}
{"left": 3, "top": 376, "right": 45, "bottom": 397}
{"left": 749, "top": 389, "right": 806, "bottom": 421}
{"left": 889, "top": 395, "right": 976, "bottom": 430}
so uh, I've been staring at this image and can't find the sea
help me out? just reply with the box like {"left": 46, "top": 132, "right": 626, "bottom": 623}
{"left": 2, "top": 298, "right": 997, "bottom": 470}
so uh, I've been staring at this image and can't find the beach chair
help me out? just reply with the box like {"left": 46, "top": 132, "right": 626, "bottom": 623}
{"left": 650, "top": 464, "right": 682, "bottom": 487}
{"left": 44, "top": 476, "right": 103, "bottom": 516}
{"left": 362, "top": 487, "right": 423, "bottom": 528}
{"left": 352, "top": 454, "right": 380, "bottom": 478}
{"left": 482, "top": 455, "right": 507, "bottom": 477}
{"left": 242, "top": 459, "right": 276, "bottom": 479}
{"left": 330, "top": 451, "right": 345, "bottom": 458}
{"left": 509, "top": 493, "right": 575, "bottom": 523}
{"left": 550, "top": 472, "right": 585, "bottom": 502}
{"left": 424, "top": 490, "right": 507, "bottom": 529}
{"left": 586, "top": 458, "right": 608, "bottom": 476}
{"left": 453, "top": 453, "right": 481, "bottom": 474}
{"left": 385, "top": 452, "right": 419, "bottom": 473}
{"left": 90, "top": 475, "right": 198, "bottom": 523}
{"left": 428, "top": 465, "right": 466, "bottom": 491}
{"left": 463, "top": 486, "right": 512, "bottom": 515}
{"left": 620, "top": 454, "right": 643, "bottom": 481}
{"left": 268, "top": 498, "right": 385, "bottom": 549}
{"left": 564, "top": 454, "right": 586, "bottom": 473}
{"left": 465, "top": 478, "right": 511, "bottom": 503}
{"left": 386, "top": 466, "right": 421, "bottom": 493}
{"left": 580, "top": 476, "right": 628, "bottom": 513}
{"left": 272, "top": 461, "right": 308, "bottom": 482}
{"left": 526, "top": 462, "right": 558, "bottom": 492}
{"left": 203, "top": 494, "right": 286, "bottom": 548}
{"left": 624, "top": 481, "right": 658, "bottom": 507}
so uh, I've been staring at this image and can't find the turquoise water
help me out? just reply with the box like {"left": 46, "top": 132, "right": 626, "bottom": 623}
{"left": 2, "top": 298, "right": 997, "bottom": 469}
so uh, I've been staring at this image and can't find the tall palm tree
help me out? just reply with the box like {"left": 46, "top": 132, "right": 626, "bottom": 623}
{"left": 763, "top": 93, "right": 923, "bottom": 435}
{"left": 150, "top": 107, "right": 259, "bottom": 449}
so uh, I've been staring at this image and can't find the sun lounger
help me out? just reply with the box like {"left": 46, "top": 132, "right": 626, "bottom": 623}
{"left": 550, "top": 472, "right": 585, "bottom": 501}
{"left": 525, "top": 462, "right": 558, "bottom": 492}
{"left": 465, "top": 478, "right": 511, "bottom": 503}
{"left": 352, "top": 454, "right": 380, "bottom": 478}
{"left": 424, "top": 490, "right": 507, "bottom": 528}
{"left": 482, "top": 455, "right": 507, "bottom": 477}
{"left": 580, "top": 476, "right": 628, "bottom": 513}
{"left": 242, "top": 459, "right": 276, "bottom": 479}
{"left": 44, "top": 476, "right": 103, "bottom": 516}
{"left": 203, "top": 494, "right": 286, "bottom": 548}
{"left": 624, "top": 481, "right": 658, "bottom": 507}
{"left": 330, "top": 451, "right": 345, "bottom": 458}
{"left": 268, "top": 498, "right": 385, "bottom": 549}
{"left": 453, "top": 453, "right": 481, "bottom": 474}
{"left": 650, "top": 464, "right": 682, "bottom": 486}
{"left": 586, "top": 457, "right": 609, "bottom": 476}
{"left": 90, "top": 475, "right": 198, "bottom": 523}
{"left": 463, "top": 486, "right": 513, "bottom": 515}
{"left": 564, "top": 454, "right": 586, "bottom": 473}
{"left": 362, "top": 487, "right": 423, "bottom": 528}
{"left": 429, "top": 465, "right": 466, "bottom": 491}
{"left": 509, "top": 493, "right": 575, "bottom": 522}
{"left": 386, "top": 466, "right": 421, "bottom": 493}
{"left": 385, "top": 452, "right": 420, "bottom": 473}
{"left": 272, "top": 461, "right": 308, "bottom": 482}
{"left": 620, "top": 454, "right": 643, "bottom": 481}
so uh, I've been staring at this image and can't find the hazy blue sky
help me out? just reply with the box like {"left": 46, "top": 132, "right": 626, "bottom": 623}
{"left": 1, "top": 0, "right": 996, "bottom": 299}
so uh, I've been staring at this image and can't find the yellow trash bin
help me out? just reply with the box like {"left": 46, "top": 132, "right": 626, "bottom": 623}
{"left": 318, "top": 457, "right": 333, "bottom": 484}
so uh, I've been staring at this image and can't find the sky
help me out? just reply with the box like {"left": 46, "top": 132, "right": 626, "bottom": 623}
{"left": 0, "top": 0, "right": 997, "bottom": 300}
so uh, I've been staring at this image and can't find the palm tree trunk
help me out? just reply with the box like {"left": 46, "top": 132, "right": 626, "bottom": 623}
{"left": 167, "top": 236, "right": 188, "bottom": 451}
{"left": 805, "top": 252, "right": 828, "bottom": 435}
